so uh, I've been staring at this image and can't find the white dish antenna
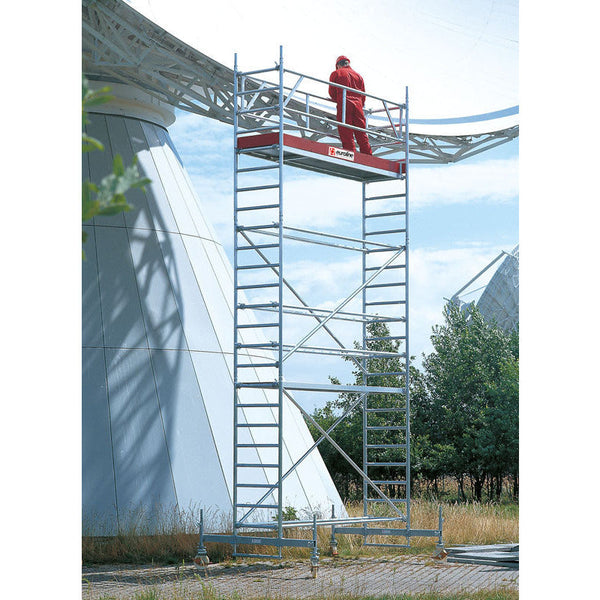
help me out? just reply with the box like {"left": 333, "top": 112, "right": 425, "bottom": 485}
{"left": 450, "top": 245, "right": 519, "bottom": 332}
{"left": 83, "top": 0, "right": 518, "bottom": 162}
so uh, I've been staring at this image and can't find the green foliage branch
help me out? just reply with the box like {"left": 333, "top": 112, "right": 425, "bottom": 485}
{"left": 82, "top": 77, "right": 151, "bottom": 257}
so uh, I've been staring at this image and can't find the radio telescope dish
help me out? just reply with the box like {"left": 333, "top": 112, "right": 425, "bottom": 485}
{"left": 450, "top": 245, "right": 519, "bottom": 332}
{"left": 82, "top": 0, "right": 519, "bottom": 163}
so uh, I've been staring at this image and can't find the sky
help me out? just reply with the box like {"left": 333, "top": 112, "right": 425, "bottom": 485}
{"left": 168, "top": 110, "right": 518, "bottom": 390}
{"left": 125, "top": 0, "right": 520, "bottom": 390}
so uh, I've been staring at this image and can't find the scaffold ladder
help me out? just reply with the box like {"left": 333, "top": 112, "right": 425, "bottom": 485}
{"left": 232, "top": 51, "right": 286, "bottom": 558}
{"left": 361, "top": 173, "right": 411, "bottom": 546}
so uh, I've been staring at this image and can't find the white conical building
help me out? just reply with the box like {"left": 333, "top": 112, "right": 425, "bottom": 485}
{"left": 82, "top": 83, "right": 343, "bottom": 535}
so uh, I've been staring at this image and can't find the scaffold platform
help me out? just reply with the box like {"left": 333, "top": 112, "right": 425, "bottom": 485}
{"left": 237, "top": 132, "right": 405, "bottom": 182}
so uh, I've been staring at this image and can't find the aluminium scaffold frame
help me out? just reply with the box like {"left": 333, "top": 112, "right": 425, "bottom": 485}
{"left": 196, "top": 48, "right": 443, "bottom": 576}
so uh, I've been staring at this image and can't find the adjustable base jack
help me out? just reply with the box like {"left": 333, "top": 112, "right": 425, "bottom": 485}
{"left": 194, "top": 510, "right": 210, "bottom": 568}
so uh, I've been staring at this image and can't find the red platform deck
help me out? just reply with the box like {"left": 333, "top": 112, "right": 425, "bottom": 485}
{"left": 237, "top": 133, "right": 405, "bottom": 182}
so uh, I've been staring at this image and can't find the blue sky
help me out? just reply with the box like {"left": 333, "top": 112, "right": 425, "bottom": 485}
{"left": 154, "top": 0, "right": 519, "bottom": 390}
{"left": 168, "top": 108, "right": 518, "bottom": 390}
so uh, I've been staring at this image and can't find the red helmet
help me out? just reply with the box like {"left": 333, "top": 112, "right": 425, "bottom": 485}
{"left": 336, "top": 55, "right": 350, "bottom": 67}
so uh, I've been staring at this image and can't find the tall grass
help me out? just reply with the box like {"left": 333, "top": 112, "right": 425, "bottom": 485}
{"left": 83, "top": 498, "right": 517, "bottom": 565}
{"left": 95, "top": 589, "right": 518, "bottom": 600}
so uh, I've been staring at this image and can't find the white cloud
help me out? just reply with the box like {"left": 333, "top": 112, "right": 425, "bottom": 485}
{"left": 411, "top": 158, "right": 518, "bottom": 209}
{"left": 134, "top": 0, "right": 517, "bottom": 118}
{"left": 179, "top": 144, "right": 517, "bottom": 249}
{"left": 284, "top": 243, "right": 512, "bottom": 370}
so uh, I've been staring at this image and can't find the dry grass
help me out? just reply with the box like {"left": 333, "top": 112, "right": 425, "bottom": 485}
{"left": 83, "top": 499, "right": 517, "bottom": 565}
{"left": 94, "top": 589, "right": 518, "bottom": 600}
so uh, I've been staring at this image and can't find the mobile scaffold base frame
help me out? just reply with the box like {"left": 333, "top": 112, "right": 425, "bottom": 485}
{"left": 195, "top": 48, "right": 444, "bottom": 577}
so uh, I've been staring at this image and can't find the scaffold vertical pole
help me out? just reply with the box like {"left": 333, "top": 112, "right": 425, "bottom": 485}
{"left": 404, "top": 85, "right": 411, "bottom": 536}
{"left": 276, "top": 44, "right": 285, "bottom": 544}
{"left": 232, "top": 51, "right": 240, "bottom": 558}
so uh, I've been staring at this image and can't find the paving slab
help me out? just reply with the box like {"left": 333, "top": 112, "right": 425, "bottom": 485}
{"left": 82, "top": 555, "right": 519, "bottom": 599}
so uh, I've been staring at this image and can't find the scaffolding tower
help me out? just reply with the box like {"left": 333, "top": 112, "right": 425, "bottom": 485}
{"left": 196, "top": 48, "right": 443, "bottom": 576}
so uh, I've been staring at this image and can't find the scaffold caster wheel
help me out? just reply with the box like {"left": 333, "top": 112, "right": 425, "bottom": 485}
{"left": 311, "top": 565, "right": 319, "bottom": 578}
{"left": 193, "top": 554, "right": 210, "bottom": 567}
{"left": 432, "top": 545, "right": 448, "bottom": 561}
{"left": 330, "top": 542, "right": 339, "bottom": 557}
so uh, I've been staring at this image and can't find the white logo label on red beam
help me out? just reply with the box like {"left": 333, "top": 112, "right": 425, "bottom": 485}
{"left": 328, "top": 147, "right": 355, "bottom": 161}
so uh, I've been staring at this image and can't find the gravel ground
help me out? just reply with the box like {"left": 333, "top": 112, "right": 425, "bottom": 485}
{"left": 82, "top": 555, "right": 518, "bottom": 599}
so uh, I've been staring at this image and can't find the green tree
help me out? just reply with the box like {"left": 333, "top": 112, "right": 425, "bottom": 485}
{"left": 308, "top": 321, "right": 409, "bottom": 501}
{"left": 414, "top": 303, "right": 519, "bottom": 501}
{"left": 82, "top": 77, "right": 150, "bottom": 257}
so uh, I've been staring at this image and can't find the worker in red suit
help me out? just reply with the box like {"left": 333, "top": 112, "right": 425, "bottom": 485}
{"left": 328, "top": 56, "right": 373, "bottom": 155}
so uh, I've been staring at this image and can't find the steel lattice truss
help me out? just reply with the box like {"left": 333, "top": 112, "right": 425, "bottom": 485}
{"left": 82, "top": 0, "right": 518, "bottom": 163}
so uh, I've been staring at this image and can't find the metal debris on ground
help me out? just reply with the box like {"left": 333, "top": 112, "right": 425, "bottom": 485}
{"left": 446, "top": 543, "right": 519, "bottom": 568}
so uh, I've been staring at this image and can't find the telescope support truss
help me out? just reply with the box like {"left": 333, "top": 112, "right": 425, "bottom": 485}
{"left": 196, "top": 49, "right": 443, "bottom": 576}
{"left": 82, "top": 0, "right": 518, "bottom": 164}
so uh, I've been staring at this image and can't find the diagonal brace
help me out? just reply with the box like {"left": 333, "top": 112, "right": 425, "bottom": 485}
{"left": 282, "top": 248, "right": 405, "bottom": 363}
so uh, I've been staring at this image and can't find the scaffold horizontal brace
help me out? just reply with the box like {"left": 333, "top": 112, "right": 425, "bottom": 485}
{"left": 331, "top": 527, "right": 442, "bottom": 538}
{"left": 202, "top": 534, "right": 315, "bottom": 548}
{"left": 283, "top": 382, "right": 405, "bottom": 394}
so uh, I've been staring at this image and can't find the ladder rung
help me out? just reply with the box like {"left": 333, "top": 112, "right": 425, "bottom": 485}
{"left": 367, "top": 498, "right": 408, "bottom": 503}
{"left": 237, "top": 105, "right": 280, "bottom": 116}
{"left": 236, "top": 382, "right": 278, "bottom": 389}
{"left": 236, "top": 283, "right": 279, "bottom": 290}
{"left": 236, "top": 402, "right": 278, "bottom": 407}
{"left": 237, "top": 164, "right": 280, "bottom": 173}
{"left": 365, "top": 407, "right": 405, "bottom": 413}
{"left": 367, "top": 372, "right": 406, "bottom": 376}
{"left": 236, "top": 204, "right": 280, "bottom": 212}
{"left": 237, "top": 184, "right": 280, "bottom": 193}
{"left": 366, "top": 335, "right": 406, "bottom": 341}
{"left": 368, "top": 318, "right": 406, "bottom": 325}
{"left": 367, "top": 426, "right": 406, "bottom": 431}
{"left": 237, "top": 443, "right": 279, "bottom": 448}
{"left": 237, "top": 322, "right": 280, "bottom": 329}
{"left": 364, "top": 193, "right": 406, "bottom": 201}
{"left": 365, "top": 210, "right": 406, "bottom": 219}
{"left": 236, "top": 483, "right": 279, "bottom": 488}
{"left": 237, "top": 263, "right": 280, "bottom": 270}
{"left": 365, "top": 265, "right": 405, "bottom": 271}
{"left": 365, "top": 229, "right": 406, "bottom": 236}
{"left": 239, "top": 126, "right": 280, "bottom": 135}
{"left": 236, "top": 423, "right": 279, "bottom": 428}
{"left": 366, "top": 246, "right": 405, "bottom": 253}
{"left": 365, "top": 282, "right": 405, "bottom": 289}
{"left": 238, "top": 302, "right": 279, "bottom": 309}
{"left": 236, "top": 364, "right": 279, "bottom": 369}
{"left": 369, "top": 471, "right": 407, "bottom": 475}
{"left": 237, "top": 243, "right": 279, "bottom": 251}
{"left": 367, "top": 444, "right": 407, "bottom": 449}
{"left": 236, "top": 342, "right": 278, "bottom": 348}
{"left": 236, "top": 86, "right": 280, "bottom": 96}
{"left": 237, "top": 503, "right": 279, "bottom": 509}
{"left": 365, "top": 300, "right": 406, "bottom": 306}
{"left": 237, "top": 223, "right": 279, "bottom": 231}
{"left": 237, "top": 463, "right": 279, "bottom": 468}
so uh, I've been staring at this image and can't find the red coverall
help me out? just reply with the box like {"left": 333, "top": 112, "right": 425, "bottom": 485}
{"left": 329, "top": 64, "right": 372, "bottom": 155}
